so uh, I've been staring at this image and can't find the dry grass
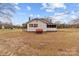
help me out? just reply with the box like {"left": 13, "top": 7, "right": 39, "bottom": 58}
{"left": 0, "top": 28, "right": 79, "bottom": 56}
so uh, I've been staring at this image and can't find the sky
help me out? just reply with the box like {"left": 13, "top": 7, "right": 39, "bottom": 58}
{"left": 10, "top": 3, "right": 79, "bottom": 25}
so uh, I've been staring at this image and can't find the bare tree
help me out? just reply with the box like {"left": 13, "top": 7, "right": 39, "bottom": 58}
{"left": 0, "top": 3, "right": 16, "bottom": 29}
{"left": 69, "top": 18, "right": 79, "bottom": 28}
{"left": 0, "top": 3, "right": 15, "bottom": 17}
{"left": 71, "top": 18, "right": 79, "bottom": 24}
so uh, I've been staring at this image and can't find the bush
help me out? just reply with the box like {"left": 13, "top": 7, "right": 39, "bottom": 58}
{"left": 36, "top": 29, "right": 43, "bottom": 33}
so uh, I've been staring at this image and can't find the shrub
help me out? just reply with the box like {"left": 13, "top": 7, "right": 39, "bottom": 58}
{"left": 36, "top": 29, "right": 43, "bottom": 33}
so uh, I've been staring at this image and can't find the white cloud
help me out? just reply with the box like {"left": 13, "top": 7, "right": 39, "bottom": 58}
{"left": 68, "top": 11, "right": 79, "bottom": 19}
{"left": 54, "top": 11, "right": 69, "bottom": 17}
{"left": 71, "top": 11, "right": 76, "bottom": 15}
{"left": 71, "top": 15, "right": 77, "bottom": 19}
{"left": 29, "top": 14, "right": 40, "bottom": 18}
{"left": 48, "top": 10, "right": 79, "bottom": 23}
{"left": 52, "top": 12, "right": 70, "bottom": 23}
{"left": 46, "top": 9, "right": 53, "bottom": 12}
{"left": 54, "top": 12, "right": 64, "bottom": 16}
{"left": 37, "top": 14, "right": 40, "bottom": 17}
{"left": 53, "top": 11, "right": 79, "bottom": 23}
{"left": 13, "top": 3, "right": 21, "bottom": 10}
{"left": 77, "top": 4, "right": 79, "bottom": 6}
{"left": 15, "top": 3, "right": 19, "bottom": 5}
{"left": 27, "top": 6, "right": 31, "bottom": 11}
{"left": 29, "top": 14, "right": 33, "bottom": 17}
{"left": 42, "top": 3, "right": 47, "bottom": 8}
{"left": 41, "top": 3, "right": 66, "bottom": 12}
{"left": 15, "top": 5, "right": 21, "bottom": 10}
{"left": 77, "top": 11, "right": 79, "bottom": 13}
{"left": 52, "top": 3, "right": 66, "bottom": 9}
{"left": 0, "top": 15, "right": 12, "bottom": 24}
{"left": 1, "top": 9, "right": 14, "bottom": 16}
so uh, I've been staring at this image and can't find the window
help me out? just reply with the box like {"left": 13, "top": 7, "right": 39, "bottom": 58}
{"left": 29, "top": 24, "right": 33, "bottom": 27}
{"left": 47, "top": 25, "right": 51, "bottom": 28}
{"left": 47, "top": 25, "right": 56, "bottom": 28}
{"left": 29, "top": 24, "right": 38, "bottom": 27}
{"left": 34, "top": 24, "right": 38, "bottom": 27}
{"left": 52, "top": 25, "right": 56, "bottom": 28}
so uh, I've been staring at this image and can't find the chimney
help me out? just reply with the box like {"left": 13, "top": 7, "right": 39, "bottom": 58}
{"left": 47, "top": 17, "right": 52, "bottom": 23}
{"left": 29, "top": 17, "right": 31, "bottom": 21}
{"left": 50, "top": 19, "right": 52, "bottom": 23}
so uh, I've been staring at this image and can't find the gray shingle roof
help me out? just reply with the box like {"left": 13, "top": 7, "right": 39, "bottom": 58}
{"left": 26, "top": 18, "right": 53, "bottom": 25}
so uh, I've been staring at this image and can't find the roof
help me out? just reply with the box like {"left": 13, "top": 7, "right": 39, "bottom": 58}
{"left": 26, "top": 18, "right": 53, "bottom": 25}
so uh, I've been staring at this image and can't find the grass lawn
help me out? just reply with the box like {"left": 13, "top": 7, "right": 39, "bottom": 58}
{"left": 0, "top": 28, "right": 79, "bottom": 56}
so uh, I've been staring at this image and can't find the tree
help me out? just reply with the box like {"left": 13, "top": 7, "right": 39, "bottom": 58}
{"left": 0, "top": 3, "right": 16, "bottom": 29}
{"left": 70, "top": 18, "right": 79, "bottom": 24}
{"left": 22, "top": 23, "right": 27, "bottom": 29}
{"left": 0, "top": 21, "right": 2, "bottom": 29}
{"left": 0, "top": 3, "right": 15, "bottom": 17}
{"left": 69, "top": 18, "right": 79, "bottom": 28}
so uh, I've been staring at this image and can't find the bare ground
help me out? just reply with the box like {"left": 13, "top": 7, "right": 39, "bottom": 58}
{"left": 0, "top": 29, "right": 79, "bottom": 56}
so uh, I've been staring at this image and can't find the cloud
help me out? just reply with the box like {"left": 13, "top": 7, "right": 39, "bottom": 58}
{"left": 29, "top": 14, "right": 33, "bottom": 17}
{"left": 70, "top": 15, "right": 77, "bottom": 19}
{"left": 0, "top": 15, "right": 12, "bottom": 24}
{"left": 69, "top": 11, "right": 79, "bottom": 19}
{"left": 1, "top": 9, "right": 14, "bottom": 16}
{"left": 70, "top": 11, "right": 76, "bottom": 15}
{"left": 54, "top": 11, "right": 69, "bottom": 17}
{"left": 77, "top": 3, "right": 79, "bottom": 6}
{"left": 77, "top": 11, "right": 79, "bottom": 13}
{"left": 37, "top": 14, "right": 40, "bottom": 17}
{"left": 53, "top": 10, "right": 79, "bottom": 23}
{"left": 52, "top": 3, "right": 66, "bottom": 9}
{"left": 14, "top": 3, "right": 19, "bottom": 5}
{"left": 46, "top": 9, "right": 54, "bottom": 12}
{"left": 54, "top": 12, "right": 65, "bottom": 16}
{"left": 15, "top": 5, "right": 21, "bottom": 10}
{"left": 52, "top": 12, "right": 70, "bottom": 23}
{"left": 41, "top": 3, "right": 66, "bottom": 12}
{"left": 29, "top": 14, "right": 40, "bottom": 18}
{"left": 27, "top": 6, "right": 31, "bottom": 11}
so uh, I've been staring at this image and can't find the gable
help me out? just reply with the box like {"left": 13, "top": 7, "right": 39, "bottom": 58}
{"left": 26, "top": 18, "right": 55, "bottom": 25}
{"left": 26, "top": 19, "right": 47, "bottom": 24}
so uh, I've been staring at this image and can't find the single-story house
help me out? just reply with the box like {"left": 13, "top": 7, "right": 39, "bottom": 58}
{"left": 25, "top": 18, "right": 57, "bottom": 32}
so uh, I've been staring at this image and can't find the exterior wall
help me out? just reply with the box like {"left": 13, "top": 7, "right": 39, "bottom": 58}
{"left": 27, "top": 20, "right": 57, "bottom": 32}
{"left": 27, "top": 20, "right": 47, "bottom": 31}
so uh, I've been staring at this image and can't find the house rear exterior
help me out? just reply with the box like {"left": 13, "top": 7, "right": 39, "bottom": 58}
{"left": 26, "top": 18, "right": 57, "bottom": 32}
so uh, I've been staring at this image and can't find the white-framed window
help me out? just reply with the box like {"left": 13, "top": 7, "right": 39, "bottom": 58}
{"left": 29, "top": 24, "right": 38, "bottom": 27}
{"left": 29, "top": 24, "right": 33, "bottom": 27}
{"left": 34, "top": 24, "right": 38, "bottom": 27}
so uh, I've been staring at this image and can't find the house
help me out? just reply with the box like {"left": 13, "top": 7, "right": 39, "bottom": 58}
{"left": 25, "top": 18, "right": 57, "bottom": 32}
